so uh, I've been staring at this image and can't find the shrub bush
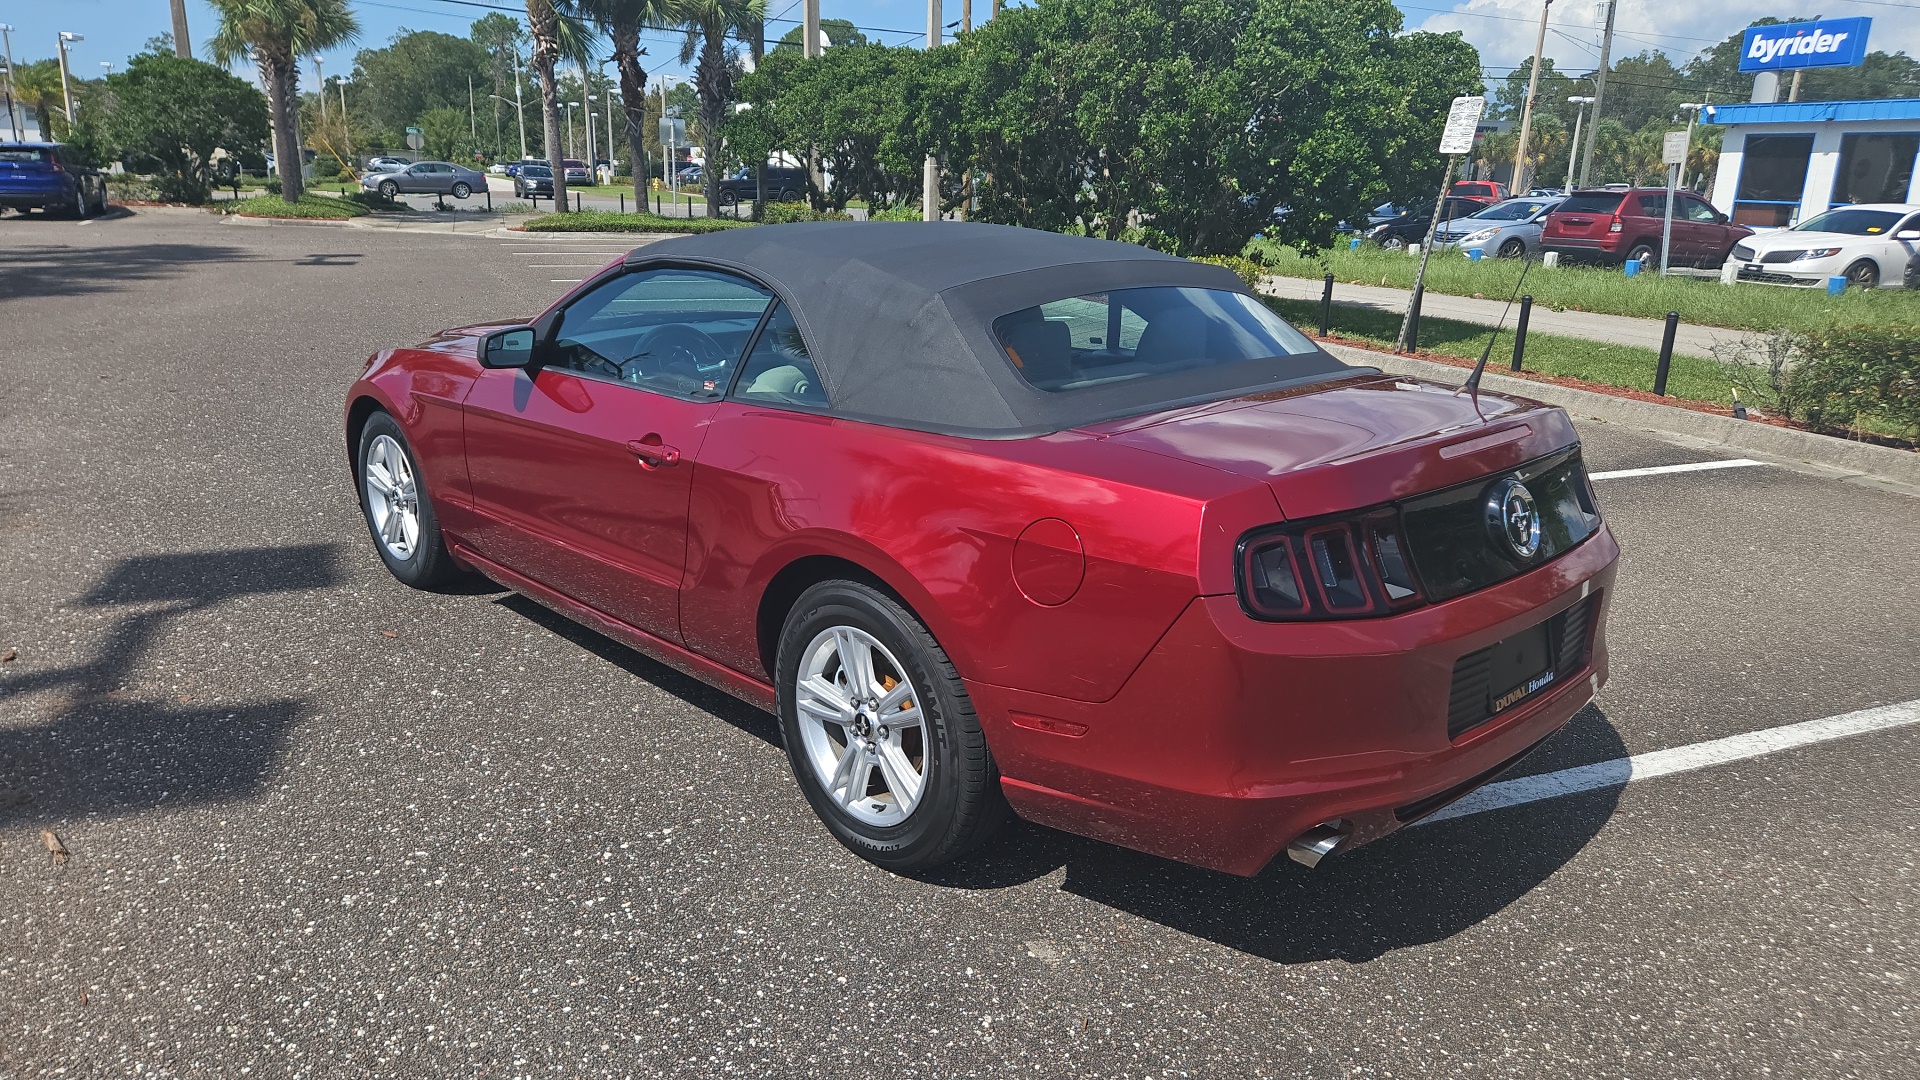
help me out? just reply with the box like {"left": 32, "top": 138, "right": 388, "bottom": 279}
{"left": 1789, "top": 323, "right": 1920, "bottom": 440}
{"left": 868, "top": 204, "right": 922, "bottom": 222}
{"left": 1191, "top": 254, "right": 1266, "bottom": 289}
{"left": 757, "top": 201, "right": 852, "bottom": 224}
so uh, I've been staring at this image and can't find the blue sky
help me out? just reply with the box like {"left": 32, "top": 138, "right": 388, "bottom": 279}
{"left": 7, "top": 0, "right": 1913, "bottom": 88}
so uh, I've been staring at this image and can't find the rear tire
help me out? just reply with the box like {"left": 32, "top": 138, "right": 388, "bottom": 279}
{"left": 776, "top": 580, "right": 1009, "bottom": 873}
{"left": 718, "top": 189, "right": 738, "bottom": 207}
{"left": 1625, "top": 241, "right": 1657, "bottom": 266}
{"left": 779, "top": 189, "right": 801, "bottom": 203}
{"left": 452, "top": 181, "right": 472, "bottom": 200}
{"left": 356, "top": 412, "right": 462, "bottom": 590}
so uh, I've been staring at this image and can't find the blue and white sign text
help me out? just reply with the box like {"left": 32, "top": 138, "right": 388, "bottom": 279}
{"left": 1739, "top": 18, "right": 1872, "bottom": 73}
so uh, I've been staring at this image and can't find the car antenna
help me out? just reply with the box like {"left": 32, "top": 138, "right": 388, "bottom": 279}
{"left": 1457, "top": 251, "right": 1538, "bottom": 400}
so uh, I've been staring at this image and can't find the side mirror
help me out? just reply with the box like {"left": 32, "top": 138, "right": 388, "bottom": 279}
{"left": 1898, "top": 230, "right": 1920, "bottom": 241}
{"left": 481, "top": 326, "right": 537, "bottom": 368}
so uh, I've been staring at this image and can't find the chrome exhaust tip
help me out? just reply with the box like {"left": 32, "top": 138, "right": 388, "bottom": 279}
{"left": 1286, "top": 820, "right": 1347, "bottom": 869}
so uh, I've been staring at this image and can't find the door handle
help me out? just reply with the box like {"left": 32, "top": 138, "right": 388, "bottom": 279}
{"left": 627, "top": 436, "right": 681, "bottom": 469}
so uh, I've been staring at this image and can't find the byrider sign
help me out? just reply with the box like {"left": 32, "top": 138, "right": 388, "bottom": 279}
{"left": 1739, "top": 18, "right": 1872, "bottom": 73}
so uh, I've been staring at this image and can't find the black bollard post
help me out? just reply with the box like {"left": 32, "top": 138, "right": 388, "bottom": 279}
{"left": 1510, "top": 295, "right": 1533, "bottom": 371}
{"left": 486, "top": 187, "right": 493, "bottom": 211}
{"left": 1653, "top": 311, "right": 1679, "bottom": 396}
{"left": 620, "top": 192, "right": 625, "bottom": 214}
{"left": 574, "top": 191, "right": 582, "bottom": 213}
{"left": 1319, "top": 273, "right": 1334, "bottom": 337}
{"left": 1404, "top": 286, "right": 1423, "bottom": 354}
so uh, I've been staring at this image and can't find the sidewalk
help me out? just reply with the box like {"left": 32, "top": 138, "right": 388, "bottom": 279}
{"left": 1262, "top": 275, "right": 1765, "bottom": 361}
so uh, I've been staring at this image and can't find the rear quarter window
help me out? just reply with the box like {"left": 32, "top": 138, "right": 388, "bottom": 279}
{"left": 1556, "top": 193, "right": 1625, "bottom": 215}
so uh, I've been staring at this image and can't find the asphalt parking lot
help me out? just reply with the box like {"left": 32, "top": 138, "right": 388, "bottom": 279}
{"left": 3, "top": 208, "right": 1917, "bottom": 1078}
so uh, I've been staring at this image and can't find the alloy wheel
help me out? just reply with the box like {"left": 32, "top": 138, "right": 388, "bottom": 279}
{"left": 363, "top": 434, "right": 421, "bottom": 560}
{"left": 794, "top": 626, "right": 928, "bottom": 827}
{"left": 1846, "top": 259, "right": 1880, "bottom": 290}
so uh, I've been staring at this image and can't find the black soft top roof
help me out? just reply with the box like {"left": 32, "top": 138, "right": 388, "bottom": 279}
{"left": 626, "top": 221, "right": 1359, "bottom": 437}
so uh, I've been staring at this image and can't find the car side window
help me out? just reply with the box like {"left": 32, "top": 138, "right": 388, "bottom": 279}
{"left": 1637, "top": 194, "right": 1667, "bottom": 217}
{"left": 733, "top": 302, "right": 828, "bottom": 409}
{"left": 550, "top": 268, "right": 773, "bottom": 399}
{"left": 1683, "top": 197, "right": 1720, "bottom": 223}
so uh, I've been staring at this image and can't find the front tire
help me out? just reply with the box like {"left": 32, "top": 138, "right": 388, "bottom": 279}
{"left": 1844, "top": 258, "right": 1880, "bottom": 290}
{"left": 1498, "top": 238, "right": 1526, "bottom": 259}
{"left": 379, "top": 180, "right": 399, "bottom": 199}
{"left": 356, "top": 412, "right": 461, "bottom": 590}
{"left": 717, "top": 189, "right": 738, "bottom": 207}
{"left": 776, "top": 581, "right": 1008, "bottom": 873}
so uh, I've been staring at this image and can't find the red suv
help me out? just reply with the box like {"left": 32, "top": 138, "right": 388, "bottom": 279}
{"left": 1542, "top": 188, "right": 1753, "bottom": 268}
{"left": 1450, "top": 180, "right": 1507, "bottom": 205}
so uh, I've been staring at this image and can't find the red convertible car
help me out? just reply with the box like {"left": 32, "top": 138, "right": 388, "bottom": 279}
{"left": 346, "top": 222, "right": 1618, "bottom": 876}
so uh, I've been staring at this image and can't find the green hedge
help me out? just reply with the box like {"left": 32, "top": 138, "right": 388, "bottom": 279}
{"left": 520, "top": 210, "right": 749, "bottom": 234}
{"left": 1787, "top": 324, "right": 1920, "bottom": 440}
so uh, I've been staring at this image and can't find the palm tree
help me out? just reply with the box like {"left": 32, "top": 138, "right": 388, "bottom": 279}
{"left": 525, "top": 0, "right": 573, "bottom": 210}
{"left": 575, "top": 0, "right": 672, "bottom": 210}
{"left": 676, "top": 0, "right": 766, "bottom": 210}
{"left": 207, "top": 0, "right": 357, "bottom": 203}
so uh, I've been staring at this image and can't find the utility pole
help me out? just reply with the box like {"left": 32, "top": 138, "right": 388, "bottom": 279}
{"left": 56, "top": 31, "right": 82, "bottom": 131}
{"left": 963, "top": 0, "right": 972, "bottom": 33}
{"left": 469, "top": 75, "right": 477, "bottom": 142}
{"left": 315, "top": 57, "right": 327, "bottom": 122}
{"left": 0, "top": 25, "right": 20, "bottom": 142}
{"left": 923, "top": 0, "right": 941, "bottom": 221}
{"left": 169, "top": 0, "right": 192, "bottom": 59}
{"left": 1788, "top": 70, "right": 1804, "bottom": 102}
{"left": 1577, "top": 0, "right": 1616, "bottom": 188}
{"left": 1510, "top": 0, "right": 1551, "bottom": 194}
{"left": 804, "top": 0, "right": 822, "bottom": 203}
{"left": 579, "top": 59, "right": 594, "bottom": 168}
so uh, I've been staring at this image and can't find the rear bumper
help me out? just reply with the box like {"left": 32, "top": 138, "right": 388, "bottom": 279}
{"left": 974, "top": 526, "right": 1620, "bottom": 876}
{"left": 1543, "top": 240, "right": 1619, "bottom": 264}
{"left": 0, "top": 178, "right": 75, "bottom": 208}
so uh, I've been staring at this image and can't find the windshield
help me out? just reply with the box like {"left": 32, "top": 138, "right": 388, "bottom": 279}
{"left": 993, "top": 287, "right": 1320, "bottom": 392}
{"left": 522, "top": 165, "right": 551, "bottom": 177}
{"left": 1472, "top": 199, "right": 1557, "bottom": 222}
{"left": 1794, "top": 208, "right": 1904, "bottom": 235}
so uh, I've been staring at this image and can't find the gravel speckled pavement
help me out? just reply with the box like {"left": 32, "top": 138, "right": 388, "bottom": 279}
{"left": 2, "top": 209, "right": 1917, "bottom": 1078}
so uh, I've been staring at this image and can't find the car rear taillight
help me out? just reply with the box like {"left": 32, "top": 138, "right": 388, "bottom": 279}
{"left": 1238, "top": 509, "right": 1425, "bottom": 621}
{"left": 1608, "top": 215, "right": 1622, "bottom": 233}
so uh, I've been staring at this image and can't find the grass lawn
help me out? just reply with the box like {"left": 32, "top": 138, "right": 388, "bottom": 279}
{"left": 1249, "top": 241, "right": 1920, "bottom": 333}
{"left": 226, "top": 193, "right": 367, "bottom": 220}
{"left": 520, "top": 210, "right": 749, "bottom": 234}
{"left": 1266, "top": 296, "right": 1767, "bottom": 409}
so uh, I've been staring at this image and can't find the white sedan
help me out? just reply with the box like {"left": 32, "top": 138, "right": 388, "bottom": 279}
{"left": 1732, "top": 203, "right": 1920, "bottom": 289}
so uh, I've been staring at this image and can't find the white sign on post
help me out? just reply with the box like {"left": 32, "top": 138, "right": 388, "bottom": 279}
{"left": 1438, "top": 96, "right": 1487, "bottom": 155}
{"left": 1662, "top": 130, "right": 1690, "bottom": 165}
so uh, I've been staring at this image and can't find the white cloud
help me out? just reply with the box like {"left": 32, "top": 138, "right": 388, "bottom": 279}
{"left": 1409, "top": 0, "right": 1919, "bottom": 75}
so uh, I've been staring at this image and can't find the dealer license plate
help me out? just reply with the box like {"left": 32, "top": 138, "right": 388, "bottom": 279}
{"left": 1487, "top": 622, "right": 1555, "bottom": 715}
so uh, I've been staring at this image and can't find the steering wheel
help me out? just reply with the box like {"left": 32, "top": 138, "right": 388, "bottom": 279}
{"left": 620, "top": 325, "right": 726, "bottom": 391}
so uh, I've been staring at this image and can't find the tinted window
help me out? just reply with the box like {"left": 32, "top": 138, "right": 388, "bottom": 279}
{"left": 1682, "top": 197, "right": 1720, "bottom": 223}
{"left": 521, "top": 165, "right": 551, "bottom": 177}
{"left": 1794, "top": 208, "right": 1903, "bottom": 235}
{"left": 551, "top": 268, "right": 773, "bottom": 398}
{"left": 1557, "top": 193, "right": 1625, "bottom": 214}
{"left": 0, "top": 146, "right": 51, "bottom": 163}
{"left": 993, "top": 288, "right": 1318, "bottom": 392}
{"left": 734, "top": 303, "right": 827, "bottom": 408}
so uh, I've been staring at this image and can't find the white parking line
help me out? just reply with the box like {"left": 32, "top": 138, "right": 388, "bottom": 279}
{"left": 1415, "top": 698, "right": 1920, "bottom": 826}
{"left": 1588, "top": 459, "right": 1765, "bottom": 480}
{"left": 550, "top": 279, "right": 584, "bottom": 284}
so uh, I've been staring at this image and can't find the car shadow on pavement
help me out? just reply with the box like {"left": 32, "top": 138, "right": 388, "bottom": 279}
{"left": 933, "top": 703, "right": 1626, "bottom": 965}
{"left": 0, "top": 545, "right": 339, "bottom": 830}
{"left": 492, "top": 593, "right": 783, "bottom": 748}
{"left": 0, "top": 242, "right": 256, "bottom": 303}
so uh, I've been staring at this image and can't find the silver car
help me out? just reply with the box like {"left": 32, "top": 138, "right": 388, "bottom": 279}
{"left": 1435, "top": 196, "right": 1563, "bottom": 258}
{"left": 362, "top": 160, "right": 487, "bottom": 200}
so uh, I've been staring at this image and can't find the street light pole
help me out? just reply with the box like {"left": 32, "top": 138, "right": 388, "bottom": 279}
{"left": 1564, "top": 96, "right": 1593, "bottom": 190}
{"left": 169, "top": 0, "right": 192, "bottom": 59}
{"left": 565, "top": 101, "right": 578, "bottom": 160}
{"left": 922, "top": 0, "right": 940, "bottom": 221}
{"left": 511, "top": 51, "right": 527, "bottom": 160}
{"left": 56, "top": 31, "right": 83, "bottom": 131}
{"left": 1510, "top": 0, "right": 1551, "bottom": 194}
{"left": 0, "top": 25, "right": 21, "bottom": 142}
{"left": 580, "top": 59, "right": 595, "bottom": 171}
{"left": 314, "top": 57, "right": 327, "bottom": 123}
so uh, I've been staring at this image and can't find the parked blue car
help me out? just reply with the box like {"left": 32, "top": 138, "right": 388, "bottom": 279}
{"left": 0, "top": 142, "right": 108, "bottom": 217}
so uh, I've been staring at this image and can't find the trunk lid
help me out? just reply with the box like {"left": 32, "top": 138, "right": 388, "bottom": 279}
{"left": 1077, "top": 373, "right": 1581, "bottom": 519}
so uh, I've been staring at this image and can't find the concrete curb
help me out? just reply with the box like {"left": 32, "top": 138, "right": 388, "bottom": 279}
{"left": 1323, "top": 342, "right": 1920, "bottom": 492}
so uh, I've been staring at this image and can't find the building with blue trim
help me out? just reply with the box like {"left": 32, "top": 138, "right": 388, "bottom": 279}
{"left": 1703, "top": 98, "right": 1920, "bottom": 229}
